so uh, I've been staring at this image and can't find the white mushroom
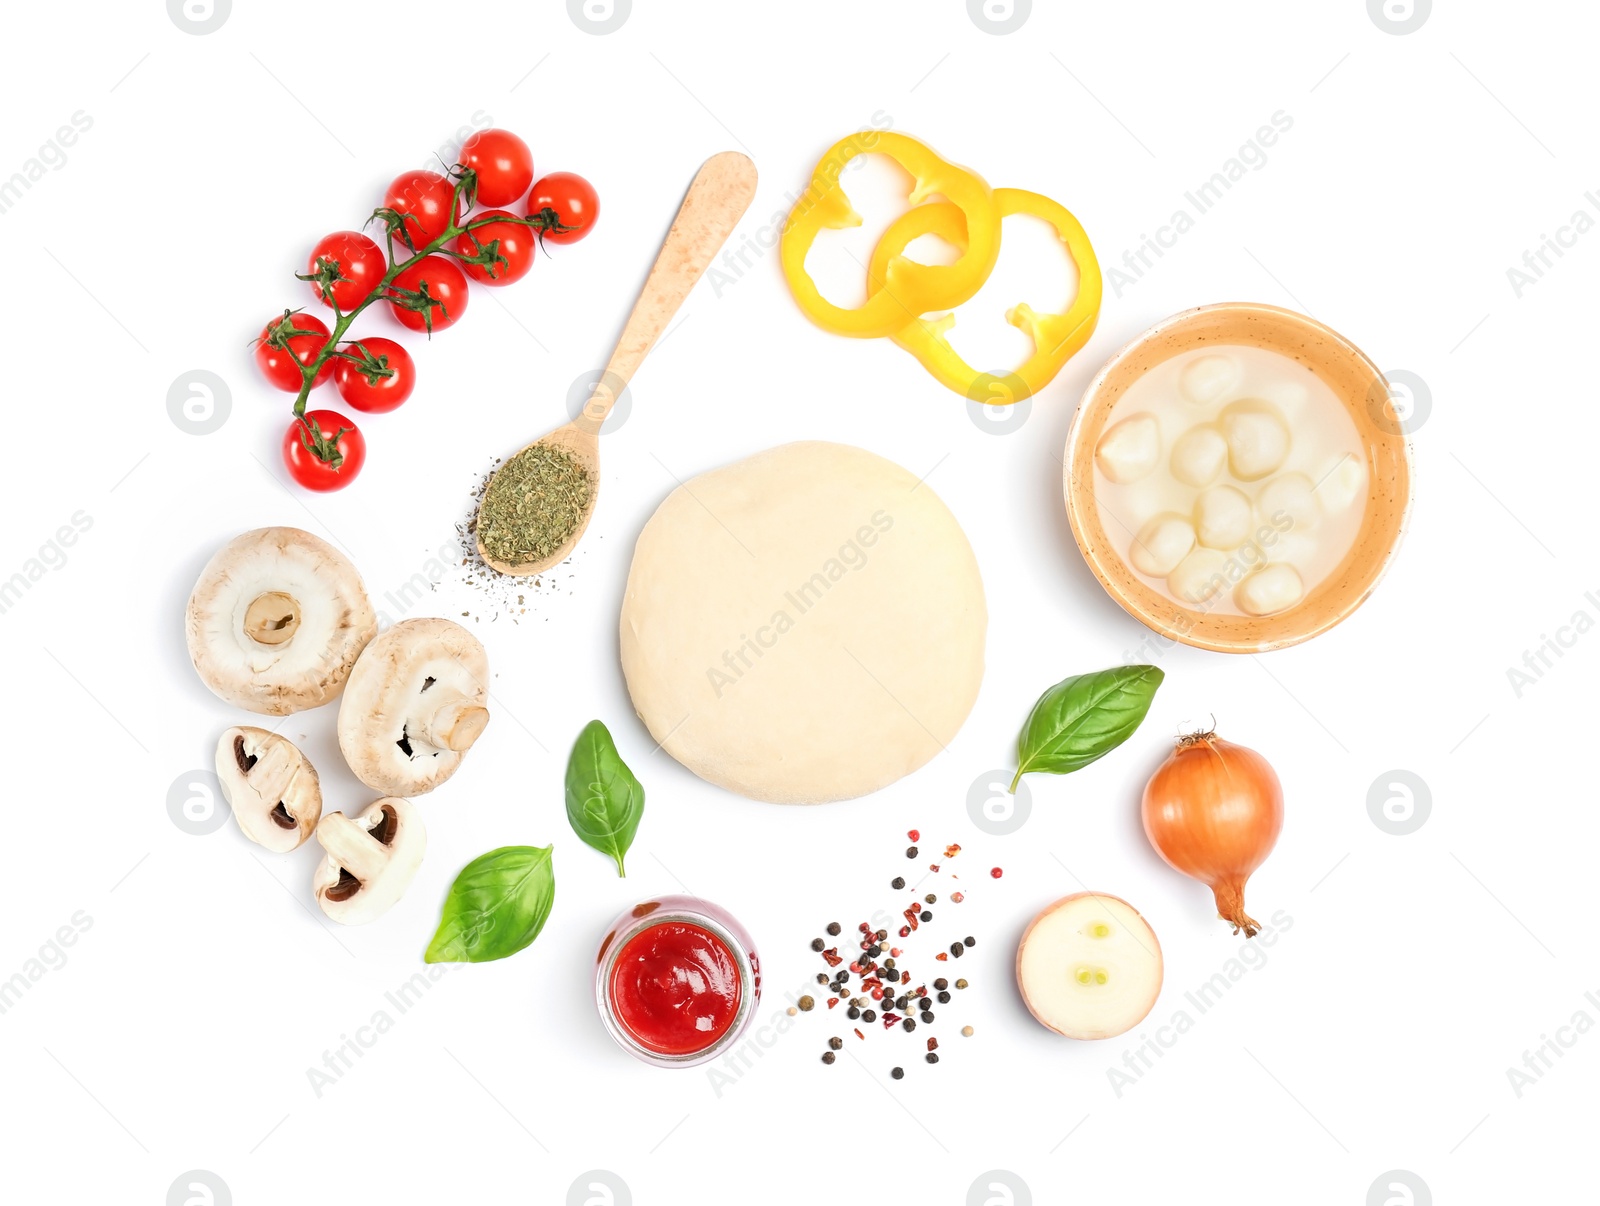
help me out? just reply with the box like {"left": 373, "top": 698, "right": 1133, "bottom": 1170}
{"left": 312, "top": 797, "right": 425, "bottom": 925}
{"left": 337, "top": 618, "right": 490, "bottom": 796}
{"left": 215, "top": 726, "right": 322, "bottom": 852}
{"left": 186, "top": 527, "right": 377, "bottom": 715}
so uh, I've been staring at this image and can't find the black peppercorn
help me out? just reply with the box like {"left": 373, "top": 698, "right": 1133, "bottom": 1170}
{"left": 863, "top": 1010, "right": 877, "bottom": 1023}
{"left": 883, "top": 957, "right": 896, "bottom": 970}
{"left": 925, "top": 1052, "right": 939, "bottom": 1064}
{"left": 895, "top": 995, "right": 910, "bottom": 1011}
{"left": 847, "top": 1006, "right": 861, "bottom": 1020}
{"left": 950, "top": 942, "right": 964, "bottom": 958}
{"left": 937, "top": 990, "right": 951, "bottom": 1004}
{"left": 902, "top": 1017, "right": 916, "bottom": 1032}
{"left": 826, "top": 921, "right": 841, "bottom": 936}
{"left": 891, "top": 1067, "right": 904, "bottom": 1080}
{"left": 920, "top": 1010, "right": 934, "bottom": 1024}
{"left": 828, "top": 1036, "right": 843, "bottom": 1051}
{"left": 867, "top": 944, "right": 882, "bottom": 958}
{"left": 815, "top": 973, "right": 827, "bottom": 984}
{"left": 891, "top": 876, "right": 905, "bottom": 890}
{"left": 811, "top": 938, "right": 825, "bottom": 952}
{"left": 876, "top": 929, "right": 889, "bottom": 941}
{"left": 933, "top": 978, "right": 948, "bottom": 991}
{"left": 919, "top": 910, "right": 932, "bottom": 923}
{"left": 822, "top": 1051, "right": 836, "bottom": 1065}
{"left": 925, "top": 893, "right": 937, "bottom": 904}
{"left": 906, "top": 846, "right": 918, "bottom": 858}
{"left": 964, "top": 936, "right": 976, "bottom": 947}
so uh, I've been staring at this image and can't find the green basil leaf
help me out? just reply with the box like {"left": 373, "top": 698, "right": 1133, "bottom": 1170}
{"left": 424, "top": 845, "right": 555, "bottom": 964}
{"left": 1011, "top": 665, "right": 1164, "bottom": 790}
{"left": 564, "top": 719, "right": 646, "bottom": 877}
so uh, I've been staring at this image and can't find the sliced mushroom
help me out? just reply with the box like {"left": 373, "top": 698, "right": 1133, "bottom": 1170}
{"left": 312, "top": 797, "right": 425, "bottom": 925}
{"left": 215, "top": 726, "right": 322, "bottom": 851}
{"left": 186, "top": 527, "right": 377, "bottom": 715}
{"left": 337, "top": 618, "right": 490, "bottom": 796}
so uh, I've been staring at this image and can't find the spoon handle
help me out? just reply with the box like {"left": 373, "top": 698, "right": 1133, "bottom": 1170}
{"left": 579, "top": 151, "right": 758, "bottom": 430}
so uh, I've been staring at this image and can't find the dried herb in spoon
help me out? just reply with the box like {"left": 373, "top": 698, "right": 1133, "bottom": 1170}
{"left": 476, "top": 443, "right": 592, "bottom": 566}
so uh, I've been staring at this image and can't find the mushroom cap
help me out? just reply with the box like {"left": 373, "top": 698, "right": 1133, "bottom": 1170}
{"left": 312, "top": 797, "right": 425, "bottom": 925}
{"left": 215, "top": 726, "right": 322, "bottom": 852}
{"left": 337, "top": 618, "right": 490, "bottom": 796}
{"left": 186, "top": 527, "right": 377, "bottom": 715}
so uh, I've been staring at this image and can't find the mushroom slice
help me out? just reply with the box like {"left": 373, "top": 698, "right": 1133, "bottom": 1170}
{"left": 337, "top": 618, "right": 490, "bottom": 796}
{"left": 216, "top": 726, "right": 322, "bottom": 852}
{"left": 186, "top": 527, "right": 377, "bottom": 715}
{"left": 312, "top": 797, "right": 425, "bottom": 925}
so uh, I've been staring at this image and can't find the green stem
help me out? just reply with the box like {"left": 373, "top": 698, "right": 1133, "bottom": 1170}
{"left": 287, "top": 168, "right": 553, "bottom": 434}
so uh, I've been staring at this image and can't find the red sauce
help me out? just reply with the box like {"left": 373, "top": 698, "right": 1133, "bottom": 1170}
{"left": 609, "top": 921, "right": 742, "bottom": 1055}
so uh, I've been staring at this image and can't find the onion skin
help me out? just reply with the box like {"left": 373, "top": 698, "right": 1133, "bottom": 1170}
{"left": 1141, "top": 733, "right": 1283, "bottom": 937}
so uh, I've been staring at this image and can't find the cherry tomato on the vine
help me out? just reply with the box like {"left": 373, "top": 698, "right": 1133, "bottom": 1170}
{"left": 282, "top": 409, "right": 366, "bottom": 492}
{"left": 457, "top": 210, "right": 535, "bottom": 286}
{"left": 527, "top": 172, "right": 599, "bottom": 245}
{"left": 458, "top": 129, "right": 534, "bottom": 208}
{"left": 383, "top": 170, "right": 462, "bottom": 250}
{"left": 305, "top": 231, "right": 386, "bottom": 311}
{"left": 254, "top": 312, "right": 333, "bottom": 392}
{"left": 334, "top": 337, "right": 416, "bottom": 413}
{"left": 387, "top": 255, "right": 470, "bottom": 334}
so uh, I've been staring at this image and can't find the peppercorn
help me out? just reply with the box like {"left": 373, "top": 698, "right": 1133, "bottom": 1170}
{"left": 990, "top": 867, "right": 1002, "bottom": 879}
{"left": 961, "top": 1025, "right": 974, "bottom": 1037}
{"left": 926, "top": 1037, "right": 939, "bottom": 1052}
{"left": 815, "top": 973, "right": 828, "bottom": 984}
{"left": 902, "top": 1017, "right": 916, "bottom": 1032}
{"left": 811, "top": 938, "right": 825, "bottom": 951}
{"left": 883, "top": 958, "right": 897, "bottom": 970}
{"left": 937, "top": 991, "right": 951, "bottom": 1004}
{"left": 891, "top": 1066, "right": 905, "bottom": 1080}
{"left": 933, "top": 978, "right": 948, "bottom": 991}
{"left": 826, "top": 921, "right": 842, "bottom": 936}
{"left": 955, "top": 978, "right": 968, "bottom": 989}
{"left": 863, "top": 1010, "right": 876, "bottom": 1023}
{"left": 895, "top": 995, "right": 910, "bottom": 1011}
{"left": 950, "top": 942, "right": 964, "bottom": 958}
{"left": 799, "top": 995, "right": 815, "bottom": 1011}
{"left": 866, "top": 944, "right": 882, "bottom": 958}
{"left": 891, "top": 876, "right": 905, "bottom": 890}
{"left": 920, "top": 1010, "right": 934, "bottom": 1024}
{"left": 828, "top": 1036, "right": 843, "bottom": 1051}
{"left": 925, "top": 1052, "right": 939, "bottom": 1064}
{"left": 906, "top": 846, "right": 918, "bottom": 858}
{"left": 847, "top": 1006, "right": 861, "bottom": 1020}
{"left": 822, "top": 1051, "right": 836, "bottom": 1065}
{"left": 964, "top": 936, "right": 976, "bottom": 947}
{"left": 925, "top": 894, "right": 937, "bottom": 904}
{"left": 919, "top": 910, "right": 932, "bottom": 923}
{"left": 898, "top": 926, "right": 911, "bottom": 938}
{"left": 876, "top": 929, "right": 889, "bottom": 940}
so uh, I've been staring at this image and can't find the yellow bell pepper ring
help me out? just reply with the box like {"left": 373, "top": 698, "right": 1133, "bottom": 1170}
{"left": 780, "top": 132, "right": 1002, "bottom": 339}
{"left": 866, "top": 187, "right": 1103, "bottom": 404}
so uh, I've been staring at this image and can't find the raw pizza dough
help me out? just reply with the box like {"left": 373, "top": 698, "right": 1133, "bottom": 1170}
{"left": 620, "top": 441, "right": 986, "bottom": 804}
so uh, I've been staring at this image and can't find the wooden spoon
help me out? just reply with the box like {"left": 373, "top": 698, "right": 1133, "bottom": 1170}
{"left": 476, "top": 151, "right": 759, "bottom": 576}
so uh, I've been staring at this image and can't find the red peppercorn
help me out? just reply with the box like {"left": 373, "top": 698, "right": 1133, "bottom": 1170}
{"left": 859, "top": 922, "right": 871, "bottom": 933}
{"left": 935, "top": 952, "right": 948, "bottom": 961}
{"left": 990, "top": 867, "right": 1003, "bottom": 879}
{"left": 951, "top": 892, "right": 965, "bottom": 903}
{"left": 871, "top": 988, "right": 885, "bottom": 1000}
{"left": 907, "top": 829, "right": 920, "bottom": 842}
{"left": 898, "top": 926, "right": 911, "bottom": 938}
{"left": 828, "top": 998, "right": 839, "bottom": 1009}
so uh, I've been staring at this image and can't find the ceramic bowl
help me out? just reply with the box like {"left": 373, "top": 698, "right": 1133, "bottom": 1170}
{"left": 1063, "top": 302, "right": 1412, "bottom": 653}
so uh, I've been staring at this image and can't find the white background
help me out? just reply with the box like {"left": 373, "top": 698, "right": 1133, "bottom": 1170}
{"left": 1, "top": 1, "right": 1593, "bottom": 1203}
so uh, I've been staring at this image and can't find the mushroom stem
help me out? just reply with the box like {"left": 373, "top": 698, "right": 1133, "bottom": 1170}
{"left": 420, "top": 697, "right": 490, "bottom": 753}
{"left": 314, "top": 810, "right": 394, "bottom": 884}
{"left": 244, "top": 591, "right": 302, "bottom": 646}
{"left": 241, "top": 735, "right": 302, "bottom": 801}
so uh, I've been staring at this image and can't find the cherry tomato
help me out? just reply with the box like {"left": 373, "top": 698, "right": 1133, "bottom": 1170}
{"left": 254, "top": 312, "right": 333, "bottom": 392}
{"left": 457, "top": 210, "right": 535, "bottom": 286}
{"left": 282, "top": 409, "right": 366, "bottom": 492}
{"left": 334, "top": 337, "right": 416, "bottom": 413}
{"left": 305, "top": 231, "right": 386, "bottom": 311}
{"left": 527, "top": 172, "right": 599, "bottom": 245}
{"left": 387, "top": 256, "right": 470, "bottom": 333}
{"left": 458, "top": 129, "right": 534, "bottom": 207}
{"left": 384, "top": 170, "right": 462, "bottom": 250}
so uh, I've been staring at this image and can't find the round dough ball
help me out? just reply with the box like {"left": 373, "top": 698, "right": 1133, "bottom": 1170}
{"left": 1167, "top": 548, "right": 1230, "bottom": 607}
{"left": 1235, "top": 564, "right": 1305, "bottom": 616}
{"left": 619, "top": 442, "right": 986, "bottom": 804}
{"left": 1179, "top": 354, "right": 1238, "bottom": 406}
{"left": 1256, "top": 472, "right": 1320, "bottom": 532}
{"left": 1317, "top": 454, "right": 1368, "bottom": 512}
{"left": 1129, "top": 514, "right": 1195, "bottom": 578}
{"left": 1221, "top": 400, "right": 1291, "bottom": 481}
{"left": 1170, "top": 425, "right": 1228, "bottom": 488}
{"left": 1095, "top": 414, "right": 1161, "bottom": 484}
{"left": 1194, "top": 485, "right": 1252, "bottom": 549}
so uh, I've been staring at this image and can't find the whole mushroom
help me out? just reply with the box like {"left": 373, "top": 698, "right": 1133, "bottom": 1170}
{"left": 215, "top": 726, "right": 322, "bottom": 852}
{"left": 186, "top": 527, "right": 377, "bottom": 715}
{"left": 338, "top": 618, "right": 490, "bottom": 796}
{"left": 312, "top": 797, "right": 425, "bottom": 925}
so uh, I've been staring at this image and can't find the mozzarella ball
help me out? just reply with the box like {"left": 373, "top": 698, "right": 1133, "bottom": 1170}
{"left": 1129, "top": 514, "right": 1196, "bottom": 578}
{"left": 1254, "top": 377, "right": 1311, "bottom": 422}
{"left": 1095, "top": 414, "right": 1161, "bottom": 483}
{"left": 1256, "top": 472, "right": 1320, "bottom": 532}
{"left": 1194, "top": 485, "right": 1252, "bottom": 549}
{"left": 1235, "top": 564, "right": 1305, "bottom": 616}
{"left": 1170, "top": 425, "right": 1228, "bottom": 488}
{"left": 1316, "top": 454, "right": 1368, "bottom": 512}
{"left": 1167, "top": 548, "right": 1230, "bottom": 607}
{"left": 1221, "top": 400, "right": 1291, "bottom": 481}
{"left": 1179, "top": 354, "right": 1238, "bottom": 406}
